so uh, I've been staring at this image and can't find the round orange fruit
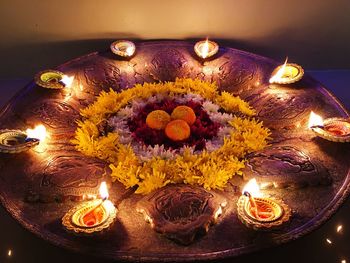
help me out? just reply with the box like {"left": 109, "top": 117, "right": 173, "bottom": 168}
{"left": 171, "top": 105, "right": 196, "bottom": 125}
{"left": 146, "top": 110, "right": 171, "bottom": 130}
{"left": 165, "top": 119, "right": 191, "bottom": 141}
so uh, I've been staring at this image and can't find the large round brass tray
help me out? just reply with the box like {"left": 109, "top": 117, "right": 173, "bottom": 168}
{"left": 0, "top": 41, "right": 349, "bottom": 261}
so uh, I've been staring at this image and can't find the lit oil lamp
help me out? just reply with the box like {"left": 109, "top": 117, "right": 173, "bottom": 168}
{"left": 269, "top": 58, "right": 304, "bottom": 84}
{"left": 35, "top": 70, "right": 74, "bottom": 90}
{"left": 0, "top": 124, "right": 47, "bottom": 153}
{"left": 110, "top": 40, "right": 136, "bottom": 58}
{"left": 237, "top": 179, "right": 291, "bottom": 230}
{"left": 194, "top": 39, "right": 219, "bottom": 59}
{"left": 62, "top": 182, "right": 117, "bottom": 235}
{"left": 308, "top": 111, "right": 350, "bottom": 142}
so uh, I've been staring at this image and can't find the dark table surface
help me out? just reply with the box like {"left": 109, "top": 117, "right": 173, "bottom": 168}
{"left": 0, "top": 70, "right": 349, "bottom": 263}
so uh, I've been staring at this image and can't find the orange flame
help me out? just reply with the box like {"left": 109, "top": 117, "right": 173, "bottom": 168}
{"left": 61, "top": 75, "right": 74, "bottom": 88}
{"left": 308, "top": 111, "right": 324, "bottom": 128}
{"left": 26, "top": 124, "right": 47, "bottom": 142}
{"left": 200, "top": 39, "right": 210, "bottom": 59}
{"left": 99, "top": 182, "right": 109, "bottom": 200}
{"left": 242, "top": 178, "right": 261, "bottom": 197}
{"left": 269, "top": 57, "right": 288, "bottom": 84}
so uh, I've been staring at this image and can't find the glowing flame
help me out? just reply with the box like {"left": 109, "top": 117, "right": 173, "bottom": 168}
{"left": 337, "top": 225, "right": 343, "bottom": 233}
{"left": 308, "top": 111, "right": 324, "bottom": 128}
{"left": 99, "top": 182, "right": 109, "bottom": 200}
{"left": 269, "top": 57, "right": 288, "bottom": 84}
{"left": 200, "top": 39, "right": 210, "bottom": 59}
{"left": 61, "top": 75, "right": 74, "bottom": 88}
{"left": 26, "top": 124, "right": 47, "bottom": 142}
{"left": 242, "top": 178, "right": 261, "bottom": 197}
{"left": 126, "top": 46, "right": 135, "bottom": 56}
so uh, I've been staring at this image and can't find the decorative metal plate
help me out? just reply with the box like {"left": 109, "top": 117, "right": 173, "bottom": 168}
{"left": 0, "top": 41, "right": 349, "bottom": 262}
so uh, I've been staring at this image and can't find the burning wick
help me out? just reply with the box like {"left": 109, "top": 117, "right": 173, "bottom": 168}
{"left": 269, "top": 58, "right": 288, "bottom": 84}
{"left": 60, "top": 75, "right": 74, "bottom": 88}
{"left": 337, "top": 225, "right": 343, "bottom": 233}
{"left": 60, "top": 75, "right": 74, "bottom": 97}
{"left": 308, "top": 111, "right": 324, "bottom": 129}
{"left": 200, "top": 39, "right": 209, "bottom": 59}
{"left": 25, "top": 124, "right": 47, "bottom": 143}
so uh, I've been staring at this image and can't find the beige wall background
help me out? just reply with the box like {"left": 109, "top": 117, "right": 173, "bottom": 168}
{"left": 1, "top": 0, "right": 350, "bottom": 77}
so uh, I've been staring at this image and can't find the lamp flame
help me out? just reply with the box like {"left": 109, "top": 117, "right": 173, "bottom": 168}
{"left": 99, "top": 182, "right": 109, "bottom": 200}
{"left": 308, "top": 111, "right": 324, "bottom": 128}
{"left": 269, "top": 57, "right": 288, "bottom": 84}
{"left": 61, "top": 75, "right": 74, "bottom": 88}
{"left": 242, "top": 178, "right": 261, "bottom": 197}
{"left": 200, "top": 39, "right": 210, "bottom": 59}
{"left": 126, "top": 46, "right": 134, "bottom": 56}
{"left": 26, "top": 124, "right": 47, "bottom": 142}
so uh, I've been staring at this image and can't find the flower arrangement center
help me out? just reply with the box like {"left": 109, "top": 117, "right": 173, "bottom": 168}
{"left": 72, "top": 78, "right": 270, "bottom": 194}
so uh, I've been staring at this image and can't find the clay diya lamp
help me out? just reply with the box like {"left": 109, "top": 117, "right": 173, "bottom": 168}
{"left": 0, "top": 124, "right": 47, "bottom": 153}
{"left": 110, "top": 40, "right": 136, "bottom": 58}
{"left": 308, "top": 111, "right": 350, "bottom": 142}
{"left": 62, "top": 182, "right": 117, "bottom": 235}
{"left": 194, "top": 39, "right": 219, "bottom": 59}
{"left": 237, "top": 179, "right": 291, "bottom": 230}
{"left": 35, "top": 70, "right": 74, "bottom": 90}
{"left": 269, "top": 58, "right": 304, "bottom": 84}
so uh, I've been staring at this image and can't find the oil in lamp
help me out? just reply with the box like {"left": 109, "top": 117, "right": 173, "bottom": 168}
{"left": 35, "top": 70, "right": 74, "bottom": 90}
{"left": 110, "top": 40, "right": 136, "bottom": 58}
{"left": 237, "top": 179, "right": 291, "bottom": 230}
{"left": 62, "top": 182, "right": 117, "bottom": 235}
{"left": 0, "top": 124, "right": 47, "bottom": 153}
{"left": 194, "top": 39, "right": 219, "bottom": 59}
{"left": 308, "top": 111, "right": 350, "bottom": 142}
{"left": 269, "top": 58, "right": 304, "bottom": 84}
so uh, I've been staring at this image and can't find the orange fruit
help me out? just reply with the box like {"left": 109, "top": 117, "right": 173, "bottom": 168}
{"left": 171, "top": 105, "right": 196, "bottom": 125}
{"left": 165, "top": 119, "right": 191, "bottom": 141}
{"left": 146, "top": 110, "right": 171, "bottom": 130}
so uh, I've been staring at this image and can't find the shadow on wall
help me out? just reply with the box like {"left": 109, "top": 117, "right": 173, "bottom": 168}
{"left": 0, "top": 30, "right": 349, "bottom": 78}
